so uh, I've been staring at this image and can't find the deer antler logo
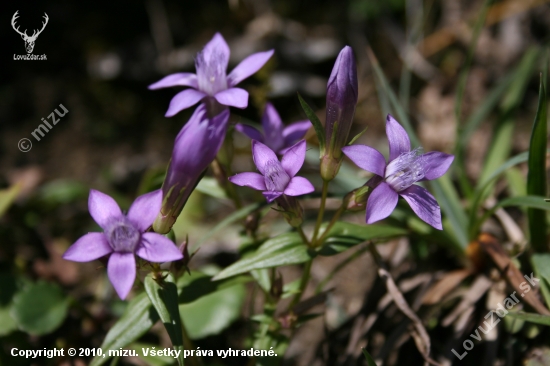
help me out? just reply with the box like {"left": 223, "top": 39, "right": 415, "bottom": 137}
{"left": 11, "top": 11, "right": 49, "bottom": 54}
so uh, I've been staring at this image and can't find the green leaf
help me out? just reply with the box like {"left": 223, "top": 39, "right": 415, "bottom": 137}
{"left": 319, "top": 222, "right": 407, "bottom": 256}
{"left": 0, "top": 307, "right": 17, "bottom": 336}
{"left": 144, "top": 273, "right": 185, "bottom": 366}
{"left": 298, "top": 93, "right": 325, "bottom": 154}
{"left": 11, "top": 281, "right": 69, "bottom": 336}
{"left": 195, "top": 177, "right": 227, "bottom": 199}
{"left": 527, "top": 76, "right": 548, "bottom": 252}
{"left": 179, "top": 280, "right": 245, "bottom": 340}
{"left": 0, "top": 185, "right": 20, "bottom": 218}
{"left": 213, "top": 233, "right": 314, "bottom": 281}
{"left": 177, "top": 271, "right": 251, "bottom": 304}
{"left": 532, "top": 254, "right": 550, "bottom": 309}
{"left": 347, "top": 126, "right": 368, "bottom": 146}
{"left": 195, "top": 202, "right": 262, "bottom": 250}
{"left": 90, "top": 292, "right": 159, "bottom": 366}
{"left": 361, "top": 347, "right": 377, "bottom": 366}
{"left": 507, "top": 312, "right": 550, "bottom": 326}
{"left": 38, "top": 179, "right": 88, "bottom": 206}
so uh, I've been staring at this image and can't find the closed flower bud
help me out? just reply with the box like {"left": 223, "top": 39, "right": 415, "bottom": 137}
{"left": 154, "top": 104, "right": 230, "bottom": 234}
{"left": 321, "top": 46, "right": 358, "bottom": 181}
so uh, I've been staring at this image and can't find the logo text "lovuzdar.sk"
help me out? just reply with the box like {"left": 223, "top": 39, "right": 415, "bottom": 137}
{"left": 11, "top": 10, "right": 48, "bottom": 54}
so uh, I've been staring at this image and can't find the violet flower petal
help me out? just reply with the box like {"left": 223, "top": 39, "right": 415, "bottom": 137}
{"left": 89, "top": 189, "right": 122, "bottom": 229}
{"left": 107, "top": 252, "right": 136, "bottom": 300}
{"left": 165, "top": 89, "right": 207, "bottom": 117}
{"left": 386, "top": 114, "right": 411, "bottom": 161}
{"left": 419, "top": 151, "right": 455, "bottom": 181}
{"left": 281, "top": 140, "right": 306, "bottom": 178}
{"left": 235, "top": 123, "right": 264, "bottom": 142}
{"left": 284, "top": 176, "right": 315, "bottom": 196}
{"left": 127, "top": 190, "right": 162, "bottom": 231}
{"left": 228, "top": 172, "right": 267, "bottom": 191}
{"left": 263, "top": 191, "right": 283, "bottom": 202}
{"left": 252, "top": 140, "right": 279, "bottom": 175}
{"left": 227, "top": 49, "right": 274, "bottom": 87}
{"left": 136, "top": 233, "right": 184, "bottom": 262}
{"left": 214, "top": 87, "right": 248, "bottom": 108}
{"left": 341, "top": 145, "right": 386, "bottom": 177}
{"left": 365, "top": 182, "right": 398, "bottom": 224}
{"left": 62, "top": 233, "right": 112, "bottom": 262}
{"left": 148, "top": 72, "right": 198, "bottom": 90}
{"left": 261, "top": 103, "right": 284, "bottom": 151}
{"left": 282, "top": 121, "right": 311, "bottom": 148}
{"left": 400, "top": 185, "right": 442, "bottom": 230}
{"left": 201, "top": 33, "right": 230, "bottom": 71}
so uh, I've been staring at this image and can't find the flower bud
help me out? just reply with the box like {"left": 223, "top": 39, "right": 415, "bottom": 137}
{"left": 275, "top": 195, "right": 304, "bottom": 228}
{"left": 153, "top": 104, "right": 230, "bottom": 233}
{"left": 321, "top": 46, "right": 358, "bottom": 181}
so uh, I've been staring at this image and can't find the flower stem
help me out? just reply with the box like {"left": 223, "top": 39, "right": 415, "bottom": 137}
{"left": 312, "top": 180, "right": 329, "bottom": 243}
{"left": 297, "top": 225, "right": 310, "bottom": 247}
{"left": 315, "top": 203, "right": 345, "bottom": 246}
{"left": 288, "top": 259, "right": 313, "bottom": 312}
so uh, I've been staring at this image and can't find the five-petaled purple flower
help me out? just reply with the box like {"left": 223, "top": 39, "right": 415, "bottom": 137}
{"left": 341, "top": 115, "right": 454, "bottom": 229}
{"left": 229, "top": 139, "right": 314, "bottom": 202}
{"left": 235, "top": 102, "right": 310, "bottom": 155}
{"left": 149, "top": 33, "right": 274, "bottom": 117}
{"left": 63, "top": 190, "right": 183, "bottom": 299}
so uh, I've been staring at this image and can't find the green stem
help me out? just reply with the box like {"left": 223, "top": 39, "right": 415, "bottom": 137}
{"left": 297, "top": 225, "right": 310, "bottom": 247}
{"left": 287, "top": 260, "right": 313, "bottom": 312}
{"left": 181, "top": 320, "right": 202, "bottom": 366}
{"left": 312, "top": 180, "right": 329, "bottom": 243}
{"left": 315, "top": 204, "right": 345, "bottom": 246}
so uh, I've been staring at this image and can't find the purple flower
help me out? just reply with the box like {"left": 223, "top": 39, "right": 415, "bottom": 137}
{"left": 63, "top": 190, "right": 183, "bottom": 299}
{"left": 235, "top": 103, "right": 310, "bottom": 155}
{"left": 149, "top": 33, "right": 274, "bottom": 117}
{"left": 229, "top": 139, "right": 314, "bottom": 202}
{"left": 154, "top": 103, "right": 230, "bottom": 234}
{"left": 321, "top": 46, "right": 358, "bottom": 181}
{"left": 341, "top": 115, "right": 454, "bottom": 230}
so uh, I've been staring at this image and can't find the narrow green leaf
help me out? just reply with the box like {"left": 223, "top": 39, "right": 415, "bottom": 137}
{"left": 213, "top": 233, "right": 314, "bottom": 280}
{"left": 507, "top": 312, "right": 550, "bottom": 326}
{"left": 361, "top": 347, "right": 377, "bottom": 366}
{"left": 527, "top": 76, "right": 548, "bottom": 252}
{"left": 90, "top": 293, "right": 159, "bottom": 366}
{"left": 319, "top": 222, "right": 407, "bottom": 256}
{"left": 298, "top": 93, "right": 325, "bottom": 154}
{"left": 531, "top": 254, "right": 550, "bottom": 309}
{"left": 347, "top": 126, "right": 368, "bottom": 146}
{"left": 144, "top": 273, "right": 185, "bottom": 366}
{"left": 195, "top": 202, "right": 262, "bottom": 250}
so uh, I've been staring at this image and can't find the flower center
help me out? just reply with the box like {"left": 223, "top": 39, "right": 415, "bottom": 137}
{"left": 106, "top": 217, "right": 140, "bottom": 253}
{"left": 264, "top": 160, "right": 290, "bottom": 192}
{"left": 195, "top": 50, "right": 228, "bottom": 96}
{"left": 384, "top": 148, "right": 425, "bottom": 192}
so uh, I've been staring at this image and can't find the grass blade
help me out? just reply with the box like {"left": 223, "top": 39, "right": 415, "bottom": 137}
{"left": 527, "top": 76, "right": 548, "bottom": 251}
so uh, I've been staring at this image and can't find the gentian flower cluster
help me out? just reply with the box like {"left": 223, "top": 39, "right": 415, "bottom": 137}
{"left": 63, "top": 190, "right": 183, "bottom": 299}
{"left": 342, "top": 115, "right": 454, "bottom": 229}
{"left": 235, "top": 103, "right": 310, "bottom": 155}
